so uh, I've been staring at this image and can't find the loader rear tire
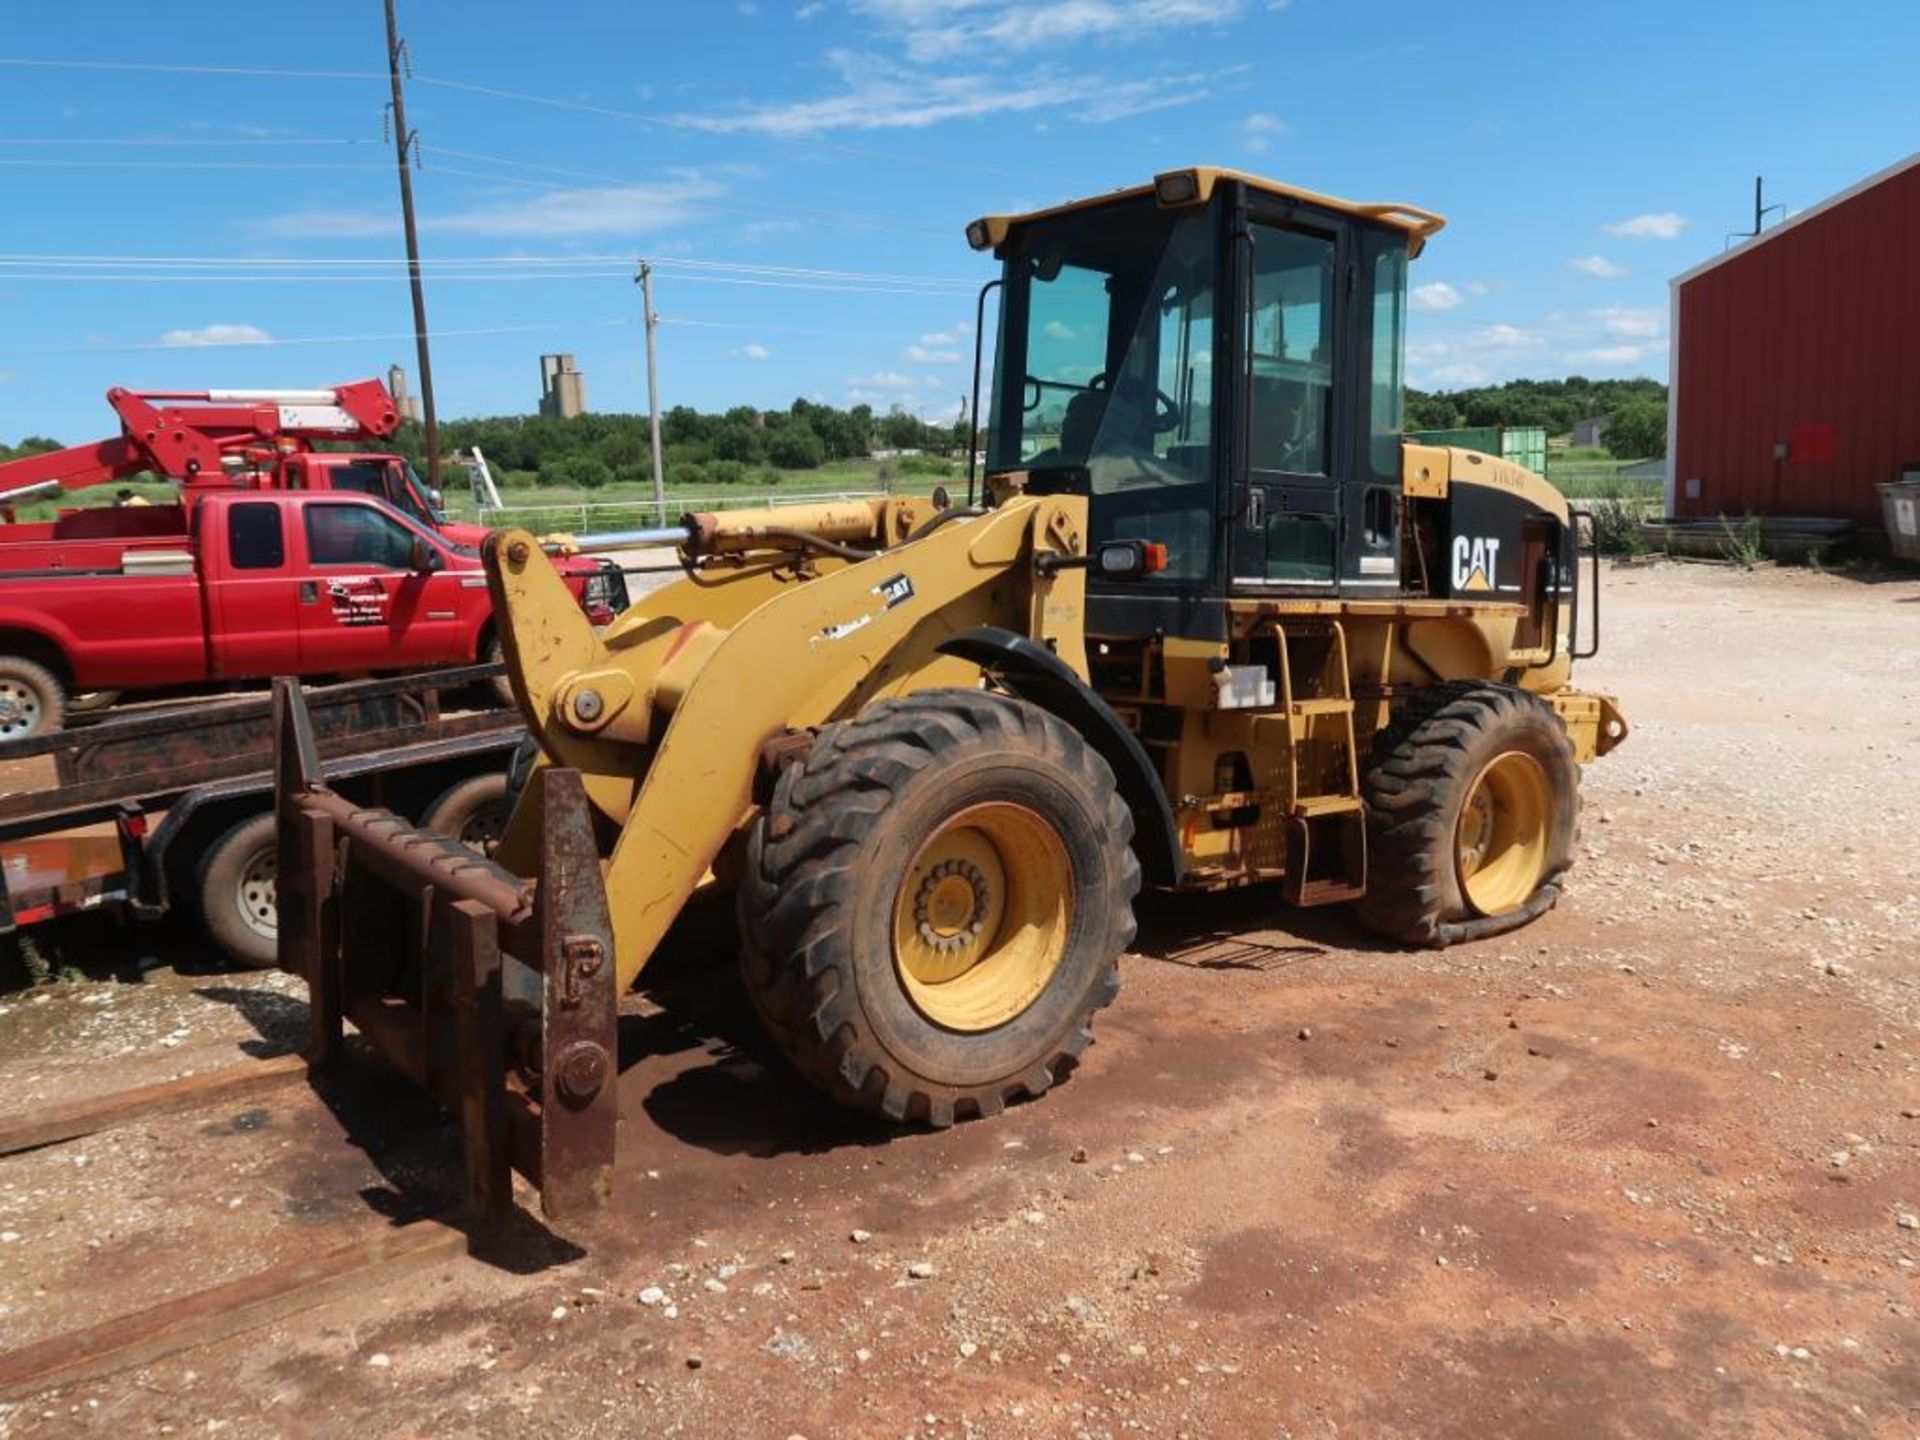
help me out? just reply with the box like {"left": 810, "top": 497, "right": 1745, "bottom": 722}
{"left": 1357, "top": 681, "right": 1579, "bottom": 948}
{"left": 738, "top": 690, "right": 1139, "bottom": 1128}
{"left": 198, "top": 811, "right": 280, "bottom": 970}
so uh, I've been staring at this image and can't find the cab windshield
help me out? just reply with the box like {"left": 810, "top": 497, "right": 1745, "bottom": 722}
{"left": 987, "top": 199, "right": 1217, "bottom": 581}
{"left": 326, "top": 459, "right": 444, "bottom": 530}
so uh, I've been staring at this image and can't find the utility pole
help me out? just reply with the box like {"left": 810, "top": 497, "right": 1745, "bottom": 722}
{"left": 636, "top": 261, "right": 666, "bottom": 525}
{"left": 384, "top": 0, "right": 442, "bottom": 492}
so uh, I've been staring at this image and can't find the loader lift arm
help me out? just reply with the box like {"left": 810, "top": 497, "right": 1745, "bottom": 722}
{"left": 487, "top": 492, "right": 1099, "bottom": 994}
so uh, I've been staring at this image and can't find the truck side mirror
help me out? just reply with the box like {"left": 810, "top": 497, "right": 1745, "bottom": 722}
{"left": 409, "top": 535, "right": 437, "bottom": 572}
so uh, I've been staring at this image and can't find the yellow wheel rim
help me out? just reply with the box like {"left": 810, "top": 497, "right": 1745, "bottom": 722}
{"left": 1455, "top": 750, "right": 1553, "bottom": 916}
{"left": 892, "top": 802, "right": 1073, "bottom": 1033}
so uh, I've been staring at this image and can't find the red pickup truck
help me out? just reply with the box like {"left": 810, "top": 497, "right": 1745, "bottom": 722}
{"left": 0, "top": 490, "right": 626, "bottom": 739}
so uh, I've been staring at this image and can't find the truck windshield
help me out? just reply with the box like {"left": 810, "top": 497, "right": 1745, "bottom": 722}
{"left": 987, "top": 200, "right": 1217, "bottom": 582}
{"left": 326, "top": 460, "right": 440, "bottom": 530}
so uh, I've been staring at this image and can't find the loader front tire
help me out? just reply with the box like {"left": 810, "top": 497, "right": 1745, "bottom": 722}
{"left": 739, "top": 690, "right": 1139, "bottom": 1128}
{"left": 1357, "top": 681, "right": 1579, "bottom": 947}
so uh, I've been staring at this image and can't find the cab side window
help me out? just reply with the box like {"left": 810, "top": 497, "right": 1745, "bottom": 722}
{"left": 305, "top": 503, "right": 417, "bottom": 569}
{"left": 1247, "top": 225, "right": 1336, "bottom": 478}
{"left": 228, "top": 502, "right": 286, "bottom": 570}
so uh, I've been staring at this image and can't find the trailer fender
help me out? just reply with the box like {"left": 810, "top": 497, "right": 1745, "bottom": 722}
{"left": 937, "top": 625, "right": 1181, "bottom": 887}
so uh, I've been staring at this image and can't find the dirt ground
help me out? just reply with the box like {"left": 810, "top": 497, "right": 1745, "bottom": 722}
{"left": 2, "top": 558, "right": 1918, "bottom": 1439}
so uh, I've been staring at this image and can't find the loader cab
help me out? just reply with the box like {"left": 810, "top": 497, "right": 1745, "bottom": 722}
{"left": 975, "top": 169, "right": 1439, "bottom": 639}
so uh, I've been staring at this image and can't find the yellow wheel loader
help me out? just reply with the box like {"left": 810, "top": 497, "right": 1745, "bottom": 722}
{"left": 274, "top": 167, "right": 1627, "bottom": 1227}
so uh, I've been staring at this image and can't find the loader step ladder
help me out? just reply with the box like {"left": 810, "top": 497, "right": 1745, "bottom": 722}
{"left": 1276, "top": 619, "right": 1367, "bottom": 907}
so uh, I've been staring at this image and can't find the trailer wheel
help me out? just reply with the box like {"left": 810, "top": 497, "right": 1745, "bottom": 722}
{"left": 1357, "top": 681, "right": 1579, "bottom": 947}
{"left": 0, "top": 657, "right": 65, "bottom": 742}
{"left": 738, "top": 690, "right": 1139, "bottom": 1128}
{"left": 198, "top": 812, "right": 280, "bottom": 969}
{"left": 421, "top": 773, "right": 510, "bottom": 857}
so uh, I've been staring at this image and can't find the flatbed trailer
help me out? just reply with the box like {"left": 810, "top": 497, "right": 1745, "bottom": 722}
{"left": 0, "top": 665, "right": 524, "bottom": 966}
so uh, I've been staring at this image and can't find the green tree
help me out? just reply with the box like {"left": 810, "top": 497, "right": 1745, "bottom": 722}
{"left": 765, "top": 423, "right": 825, "bottom": 470}
{"left": 711, "top": 421, "right": 765, "bottom": 464}
{"left": 539, "top": 454, "right": 613, "bottom": 490}
{"left": 1605, "top": 401, "right": 1667, "bottom": 459}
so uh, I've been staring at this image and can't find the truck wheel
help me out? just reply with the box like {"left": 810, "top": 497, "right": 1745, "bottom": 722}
{"left": 66, "top": 690, "right": 123, "bottom": 718}
{"left": 737, "top": 690, "right": 1139, "bottom": 1127}
{"left": 482, "top": 637, "right": 515, "bottom": 710}
{"left": 421, "top": 773, "right": 509, "bottom": 857}
{"left": 1357, "top": 681, "right": 1579, "bottom": 948}
{"left": 0, "top": 657, "right": 65, "bottom": 742}
{"left": 198, "top": 812, "right": 280, "bottom": 969}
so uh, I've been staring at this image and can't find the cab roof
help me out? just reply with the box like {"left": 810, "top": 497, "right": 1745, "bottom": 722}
{"left": 966, "top": 166, "right": 1447, "bottom": 259}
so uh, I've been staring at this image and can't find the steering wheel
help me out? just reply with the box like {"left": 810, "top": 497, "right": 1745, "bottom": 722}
{"left": 1083, "top": 372, "right": 1183, "bottom": 435}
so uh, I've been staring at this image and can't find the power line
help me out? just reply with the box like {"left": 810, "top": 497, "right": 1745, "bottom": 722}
{"left": 0, "top": 318, "right": 636, "bottom": 359}
{"left": 0, "top": 158, "right": 389, "bottom": 171}
{"left": 0, "top": 270, "right": 972, "bottom": 297}
{"left": 0, "top": 56, "right": 383, "bottom": 80}
{"left": 0, "top": 252, "right": 976, "bottom": 290}
{"left": 0, "top": 55, "right": 1023, "bottom": 179}
{"left": 0, "top": 136, "right": 372, "bottom": 147}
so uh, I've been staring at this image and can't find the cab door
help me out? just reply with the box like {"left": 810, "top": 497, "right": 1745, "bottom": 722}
{"left": 293, "top": 498, "right": 466, "bottom": 670}
{"left": 1232, "top": 214, "right": 1347, "bottom": 592}
{"left": 204, "top": 498, "right": 305, "bottom": 678}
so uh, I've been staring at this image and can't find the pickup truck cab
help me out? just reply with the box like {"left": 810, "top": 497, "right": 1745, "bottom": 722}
{"left": 280, "top": 450, "right": 492, "bottom": 549}
{"left": 0, "top": 490, "right": 625, "bottom": 739}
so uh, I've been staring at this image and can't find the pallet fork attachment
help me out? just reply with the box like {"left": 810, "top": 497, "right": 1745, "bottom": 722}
{"left": 273, "top": 678, "right": 618, "bottom": 1234}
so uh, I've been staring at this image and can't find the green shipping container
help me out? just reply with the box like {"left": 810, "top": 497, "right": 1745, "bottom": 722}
{"left": 1408, "top": 425, "right": 1549, "bottom": 476}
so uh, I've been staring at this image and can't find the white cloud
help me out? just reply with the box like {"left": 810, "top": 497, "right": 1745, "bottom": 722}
{"left": 254, "top": 179, "right": 723, "bottom": 240}
{"left": 1604, "top": 211, "right": 1687, "bottom": 240}
{"left": 1569, "top": 254, "right": 1627, "bottom": 279}
{"left": 903, "top": 343, "right": 961, "bottom": 363}
{"left": 1043, "top": 320, "right": 1080, "bottom": 341}
{"left": 796, "top": 1, "right": 826, "bottom": 15}
{"left": 852, "top": 0, "right": 1255, "bottom": 63}
{"left": 1410, "top": 281, "right": 1462, "bottom": 313}
{"left": 1593, "top": 305, "right": 1664, "bottom": 339}
{"left": 1567, "top": 344, "right": 1650, "bottom": 366}
{"left": 1241, "top": 111, "right": 1288, "bottom": 154}
{"left": 1425, "top": 362, "right": 1491, "bottom": 386}
{"left": 740, "top": 343, "right": 772, "bottom": 359}
{"left": 1476, "top": 323, "right": 1542, "bottom": 348}
{"left": 675, "top": 47, "right": 1222, "bottom": 134}
{"left": 918, "top": 323, "right": 972, "bottom": 345}
{"left": 847, "top": 370, "right": 921, "bottom": 392}
{"left": 158, "top": 323, "right": 274, "bottom": 348}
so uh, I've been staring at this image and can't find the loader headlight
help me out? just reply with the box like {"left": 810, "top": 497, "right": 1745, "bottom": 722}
{"left": 965, "top": 219, "right": 992, "bottom": 251}
{"left": 1096, "top": 539, "right": 1168, "bottom": 579}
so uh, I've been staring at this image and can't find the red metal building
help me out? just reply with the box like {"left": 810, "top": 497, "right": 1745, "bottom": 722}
{"left": 1669, "top": 152, "right": 1920, "bottom": 526}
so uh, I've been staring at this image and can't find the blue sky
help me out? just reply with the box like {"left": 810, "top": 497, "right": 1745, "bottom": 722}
{"left": 1, "top": 0, "right": 1915, "bottom": 443}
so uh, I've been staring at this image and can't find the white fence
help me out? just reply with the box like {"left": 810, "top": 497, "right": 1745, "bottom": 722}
{"left": 475, "top": 488, "right": 884, "bottom": 534}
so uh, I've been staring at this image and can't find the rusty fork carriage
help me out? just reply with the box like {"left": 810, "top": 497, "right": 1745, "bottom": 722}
{"left": 272, "top": 677, "right": 619, "bottom": 1231}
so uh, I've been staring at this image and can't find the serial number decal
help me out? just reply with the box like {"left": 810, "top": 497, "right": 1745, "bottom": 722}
{"left": 818, "top": 573, "right": 916, "bottom": 643}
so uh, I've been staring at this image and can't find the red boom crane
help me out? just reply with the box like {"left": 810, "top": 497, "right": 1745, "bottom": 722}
{"left": 0, "top": 379, "right": 403, "bottom": 505}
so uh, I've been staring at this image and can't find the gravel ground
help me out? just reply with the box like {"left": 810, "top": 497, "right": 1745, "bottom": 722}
{"left": 1, "top": 557, "right": 1917, "bottom": 1439}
